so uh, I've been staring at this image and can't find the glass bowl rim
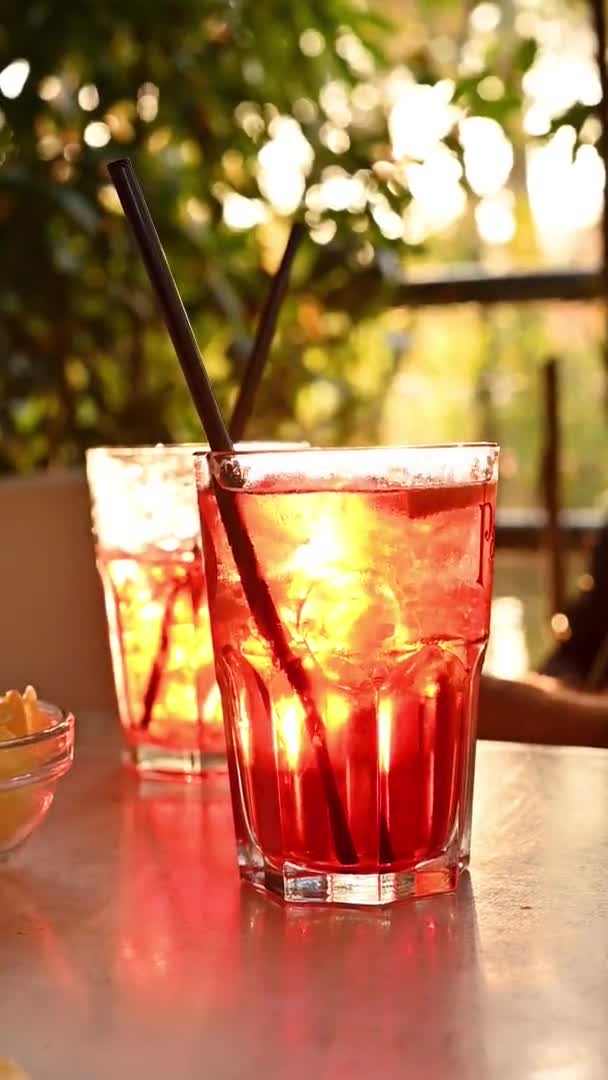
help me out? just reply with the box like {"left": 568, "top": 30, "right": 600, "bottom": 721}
{"left": 0, "top": 702, "right": 74, "bottom": 752}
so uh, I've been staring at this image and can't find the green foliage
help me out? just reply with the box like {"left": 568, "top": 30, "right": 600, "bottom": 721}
{"left": 0, "top": 0, "right": 409, "bottom": 470}
{"left": 546, "top": 101, "right": 595, "bottom": 144}
{"left": 0, "top": 0, "right": 602, "bottom": 501}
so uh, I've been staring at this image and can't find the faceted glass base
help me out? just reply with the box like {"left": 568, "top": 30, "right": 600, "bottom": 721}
{"left": 238, "top": 845, "right": 459, "bottom": 906}
{"left": 123, "top": 744, "right": 227, "bottom": 780}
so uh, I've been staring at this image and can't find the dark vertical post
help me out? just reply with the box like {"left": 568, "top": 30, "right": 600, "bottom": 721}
{"left": 541, "top": 359, "right": 564, "bottom": 616}
{"left": 589, "top": 0, "right": 608, "bottom": 412}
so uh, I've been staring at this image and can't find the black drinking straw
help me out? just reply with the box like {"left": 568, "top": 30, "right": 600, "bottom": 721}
{"left": 138, "top": 223, "right": 303, "bottom": 730}
{"left": 229, "top": 222, "right": 304, "bottom": 441}
{"left": 108, "top": 158, "right": 357, "bottom": 865}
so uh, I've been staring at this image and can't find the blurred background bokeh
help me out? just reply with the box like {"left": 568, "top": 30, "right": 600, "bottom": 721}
{"left": 1, "top": 0, "right": 607, "bottom": 668}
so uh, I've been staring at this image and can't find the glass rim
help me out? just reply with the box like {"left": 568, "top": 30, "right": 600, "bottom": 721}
{"left": 0, "top": 704, "right": 75, "bottom": 791}
{"left": 0, "top": 703, "right": 74, "bottom": 751}
{"left": 196, "top": 441, "right": 499, "bottom": 462}
{"left": 87, "top": 441, "right": 307, "bottom": 463}
{"left": 197, "top": 442, "right": 499, "bottom": 493}
{"left": 86, "top": 443, "right": 208, "bottom": 461}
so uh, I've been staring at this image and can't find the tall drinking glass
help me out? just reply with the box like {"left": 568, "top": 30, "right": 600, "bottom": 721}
{"left": 196, "top": 444, "right": 498, "bottom": 904}
{"left": 87, "top": 444, "right": 302, "bottom": 778}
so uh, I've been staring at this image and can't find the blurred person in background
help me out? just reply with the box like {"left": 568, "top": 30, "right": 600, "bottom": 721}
{"left": 479, "top": 522, "right": 608, "bottom": 748}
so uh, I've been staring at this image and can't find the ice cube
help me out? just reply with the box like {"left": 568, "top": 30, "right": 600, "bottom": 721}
{"left": 297, "top": 570, "right": 403, "bottom": 685}
{"left": 383, "top": 643, "right": 469, "bottom": 700}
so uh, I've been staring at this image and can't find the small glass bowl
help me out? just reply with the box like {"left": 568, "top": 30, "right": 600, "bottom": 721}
{"left": 0, "top": 702, "right": 75, "bottom": 859}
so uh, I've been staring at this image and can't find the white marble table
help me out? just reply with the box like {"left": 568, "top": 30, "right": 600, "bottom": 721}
{"left": 1, "top": 716, "right": 607, "bottom": 1079}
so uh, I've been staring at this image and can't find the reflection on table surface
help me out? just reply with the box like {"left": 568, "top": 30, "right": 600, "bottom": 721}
{"left": 0, "top": 716, "right": 607, "bottom": 1079}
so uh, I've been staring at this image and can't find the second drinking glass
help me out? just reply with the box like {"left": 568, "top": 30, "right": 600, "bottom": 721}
{"left": 87, "top": 443, "right": 303, "bottom": 778}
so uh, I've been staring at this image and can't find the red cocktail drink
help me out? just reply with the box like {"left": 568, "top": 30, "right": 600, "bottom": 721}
{"left": 197, "top": 445, "right": 498, "bottom": 903}
{"left": 87, "top": 443, "right": 304, "bottom": 778}
{"left": 87, "top": 446, "right": 222, "bottom": 777}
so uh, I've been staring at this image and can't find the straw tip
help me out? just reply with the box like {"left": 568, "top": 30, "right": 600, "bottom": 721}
{"left": 107, "top": 157, "right": 132, "bottom": 177}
